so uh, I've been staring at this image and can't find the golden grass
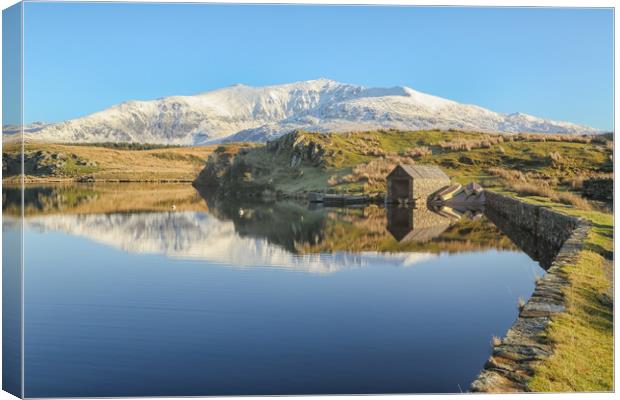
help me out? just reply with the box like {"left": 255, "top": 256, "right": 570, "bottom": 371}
{"left": 5, "top": 141, "right": 216, "bottom": 182}
{"left": 438, "top": 134, "right": 505, "bottom": 151}
{"left": 509, "top": 182, "right": 591, "bottom": 210}
{"left": 488, "top": 167, "right": 592, "bottom": 210}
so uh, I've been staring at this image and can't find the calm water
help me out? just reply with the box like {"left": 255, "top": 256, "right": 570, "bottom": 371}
{"left": 4, "top": 184, "right": 546, "bottom": 397}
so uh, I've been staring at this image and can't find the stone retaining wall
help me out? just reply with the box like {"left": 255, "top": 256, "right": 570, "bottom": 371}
{"left": 470, "top": 191, "right": 590, "bottom": 392}
{"left": 485, "top": 191, "right": 581, "bottom": 248}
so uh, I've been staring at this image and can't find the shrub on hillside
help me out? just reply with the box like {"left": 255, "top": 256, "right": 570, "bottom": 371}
{"left": 400, "top": 146, "right": 432, "bottom": 158}
{"left": 489, "top": 167, "right": 590, "bottom": 210}
{"left": 438, "top": 134, "right": 504, "bottom": 151}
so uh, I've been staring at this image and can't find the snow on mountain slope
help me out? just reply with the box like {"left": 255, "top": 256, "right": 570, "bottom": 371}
{"left": 14, "top": 79, "right": 600, "bottom": 144}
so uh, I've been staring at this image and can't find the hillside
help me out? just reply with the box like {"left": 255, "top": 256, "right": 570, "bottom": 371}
{"left": 194, "top": 129, "right": 612, "bottom": 208}
{"left": 2, "top": 142, "right": 217, "bottom": 183}
{"left": 6, "top": 79, "right": 600, "bottom": 145}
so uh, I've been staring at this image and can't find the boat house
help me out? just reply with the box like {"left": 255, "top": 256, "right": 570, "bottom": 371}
{"left": 386, "top": 165, "right": 450, "bottom": 205}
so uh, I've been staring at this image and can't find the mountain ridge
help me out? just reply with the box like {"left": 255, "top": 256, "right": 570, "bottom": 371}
{"left": 4, "top": 79, "right": 602, "bottom": 144}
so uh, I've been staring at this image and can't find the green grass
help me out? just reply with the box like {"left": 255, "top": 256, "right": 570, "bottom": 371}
{"left": 565, "top": 209, "right": 613, "bottom": 259}
{"left": 494, "top": 190, "right": 613, "bottom": 392}
{"left": 56, "top": 156, "right": 100, "bottom": 176}
{"left": 528, "top": 250, "right": 613, "bottom": 392}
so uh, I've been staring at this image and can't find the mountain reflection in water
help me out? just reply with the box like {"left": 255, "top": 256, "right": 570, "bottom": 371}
{"left": 5, "top": 184, "right": 523, "bottom": 274}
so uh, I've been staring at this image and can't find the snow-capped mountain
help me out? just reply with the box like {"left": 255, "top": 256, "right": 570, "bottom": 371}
{"left": 10, "top": 79, "right": 600, "bottom": 144}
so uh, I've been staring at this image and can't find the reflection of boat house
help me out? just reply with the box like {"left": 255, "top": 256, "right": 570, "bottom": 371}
{"left": 387, "top": 206, "right": 451, "bottom": 242}
{"left": 386, "top": 165, "right": 450, "bottom": 205}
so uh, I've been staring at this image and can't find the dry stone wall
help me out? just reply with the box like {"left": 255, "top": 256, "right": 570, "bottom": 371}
{"left": 470, "top": 191, "right": 589, "bottom": 392}
{"left": 485, "top": 191, "right": 581, "bottom": 247}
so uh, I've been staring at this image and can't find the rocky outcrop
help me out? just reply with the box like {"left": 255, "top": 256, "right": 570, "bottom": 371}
{"left": 193, "top": 147, "right": 238, "bottom": 187}
{"left": 266, "top": 130, "right": 326, "bottom": 168}
{"left": 193, "top": 131, "right": 329, "bottom": 196}
{"left": 470, "top": 192, "right": 590, "bottom": 392}
{"left": 2, "top": 150, "right": 97, "bottom": 178}
{"left": 582, "top": 177, "right": 613, "bottom": 202}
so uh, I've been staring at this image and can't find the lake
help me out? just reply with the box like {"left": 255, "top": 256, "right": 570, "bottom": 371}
{"left": 3, "top": 184, "right": 548, "bottom": 397}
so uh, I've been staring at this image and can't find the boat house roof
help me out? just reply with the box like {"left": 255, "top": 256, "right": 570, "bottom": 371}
{"left": 387, "top": 165, "right": 450, "bottom": 180}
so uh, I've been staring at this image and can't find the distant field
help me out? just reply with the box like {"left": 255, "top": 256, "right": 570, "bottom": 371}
{"left": 3, "top": 141, "right": 216, "bottom": 182}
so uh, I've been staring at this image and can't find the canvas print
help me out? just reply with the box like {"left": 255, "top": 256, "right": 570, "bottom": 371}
{"left": 2, "top": 2, "right": 614, "bottom": 397}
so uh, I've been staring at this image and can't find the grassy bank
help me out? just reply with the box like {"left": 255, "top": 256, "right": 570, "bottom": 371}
{"left": 529, "top": 249, "right": 613, "bottom": 391}
{"left": 490, "top": 191, "right": 613, "bottom": 392}
{"left": 3, "top": 141, "right": 216, "bottom": 182}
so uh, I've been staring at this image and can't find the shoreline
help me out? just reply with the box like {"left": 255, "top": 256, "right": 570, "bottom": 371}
{"left": 3, "top": 177, "right": 196, "bottom": 184}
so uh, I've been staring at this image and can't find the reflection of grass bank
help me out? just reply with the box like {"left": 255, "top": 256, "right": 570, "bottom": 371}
{"left": 492, "top": 191, "right": 613, "bottom": 392}
{"left": 3, "top": 183, "right": 209, "bottom": 216}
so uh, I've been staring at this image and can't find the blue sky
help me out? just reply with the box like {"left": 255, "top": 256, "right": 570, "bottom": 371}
{"left": 8, "top": 3, "right": 615, "bottom": 129}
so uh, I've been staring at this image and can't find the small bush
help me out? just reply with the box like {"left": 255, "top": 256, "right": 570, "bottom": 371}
{"left": 549, "top": 151, "right": 563, "bottom": 165}
{"left": 437, "top": 134, "right": 505, "bottom": 152}
{"left": 517, "top": 297, "right": 526, "bottom": 311}
{"left": 509, "top": 181, "right": 591, "bottom": 210}
{"left": 401, "top": 146, "right": 432, "bottom": 158}
{"left": 490, "top": 167, "right": 591, "bottom": 210}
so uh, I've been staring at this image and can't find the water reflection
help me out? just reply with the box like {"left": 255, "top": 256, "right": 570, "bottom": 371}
{"left": 3, "top": 184, "right": 530, "bottom": 274}
{"left": 7, "top": 184, "right": 550, "bottom": 396}
{"left": 23, "top": 211, "right": 441, "bottom": 274}
{"left": 485, "top": 207, "right": 560, "bottom": 269}
{"left": 4, "top": 184, "right": 562, "bottom": 271}
{"left": 3, "top": 183, "right": 208, "bottom": 216}
{"left": 386, "top": 205, "right": 451, "bottom": 242}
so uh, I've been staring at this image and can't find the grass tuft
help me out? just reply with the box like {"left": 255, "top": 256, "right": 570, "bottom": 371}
{"left": 517, "top": 296, "right": 526, "bottom": 311}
